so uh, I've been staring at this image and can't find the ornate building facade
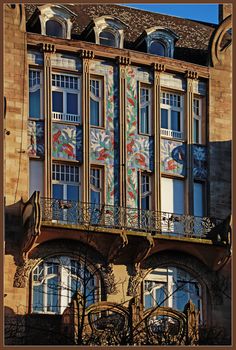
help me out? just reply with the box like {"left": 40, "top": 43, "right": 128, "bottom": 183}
{"left": 4, "top": 3, "right": 232, "bottom": 345}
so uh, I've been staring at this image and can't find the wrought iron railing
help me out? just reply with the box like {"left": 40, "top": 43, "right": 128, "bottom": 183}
{"left": 40, "top": 198, "right": 223, "bottom": 240}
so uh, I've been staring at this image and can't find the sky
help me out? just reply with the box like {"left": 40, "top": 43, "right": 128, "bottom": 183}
{"left": 122, "top": 4, "right": 219, "bottom": 24}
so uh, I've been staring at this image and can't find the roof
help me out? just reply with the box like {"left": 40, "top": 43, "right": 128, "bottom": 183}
{"left": 25, "top": 3, "right": 218, "bottom": 65}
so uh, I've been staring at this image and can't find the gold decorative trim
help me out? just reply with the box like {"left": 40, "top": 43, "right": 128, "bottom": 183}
{"left": 185, "top": 70, "right": 198, "bottom": 79}
{"left": 153, "top": 63, "right": 166, "bottom": 72}
{"left": 80, "top": 49, "right": 94, "bottom": 59}
{"left": 117, "top": 56, "right": 130, "bottom": 65}
{"left": 40, "top": 43, "right": 56, "bottom": 53}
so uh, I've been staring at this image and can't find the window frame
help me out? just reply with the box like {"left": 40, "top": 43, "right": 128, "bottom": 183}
{"left": 45, "top": 18, "right": 64, "bottom": 38}
{"left": 51, "top": 72, "right": 81, "bottom": 123}
{"left": 99, "top": 29, "right": 117, "bottom": 47}
{"left": 90, "top": 166, "right": 105, "bottom": 205}
{"left": 31, "top": 256, "right": 98, "bottom": 315}
{"left": 193, "top": 96, "right": 202, "bottom": 144}
{"left": 149, "top": 39, "right": 166, "bottom": 56}
{"left": 139, "top": 171, "right": 152, "bottom": 211}
{"left": 139, "top": 83, "right": 153, "bottom": 135}
{"left": 144, "top": 266, "right": 203, "bottom": 320}
{"left": 29, "top": 68, "right": 43, "bottom": 120}
{"left": 90, "top": 75, "right": 105, "bottom": 128}
{"left": 160, "top": 90, "right": 184, "bottom": 140}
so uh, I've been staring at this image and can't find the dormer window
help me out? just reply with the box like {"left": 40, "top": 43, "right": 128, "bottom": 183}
{"left": 36, "top": 4, "right": 76, "bottom": 39}
{"left": 99, "top": 30, "right": 116, "bottom": 47}
{"left": 149, "top": 41, "right": 166, "bottom": 56}
{"left": 46, "top": 19, "right": 63, "bottom": 37}
{"left": 135, "top": 26, "right": 178, "bottom": 58}
{"left": 84, "top": 16, "right": 127, "bottom": 48}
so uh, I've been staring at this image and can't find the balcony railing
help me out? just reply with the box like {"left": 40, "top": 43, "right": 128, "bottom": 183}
{"left": 40, "top": 198, "right": 223, "bottom": 240}
{"left": 52, "top": 112, "right": 80, "bottom": 123}
{"left": 161, "top": 128, "right": 183, "bottom": 139}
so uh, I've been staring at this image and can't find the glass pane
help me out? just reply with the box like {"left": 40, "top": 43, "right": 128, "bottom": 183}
{"left": 144, "top": 294, "right": 153, "bottom": 309}
{"left": 99, "top": 31, "right": 116, "bottom": 47}
{"left": 155, "top": 284, "right": 166, "bottom": 307}
{"left": 33, "top": 284, "right": 44, "bottom": 312}
{"left": 46, "top": 20, "right": 63, "bottom": 38}
{"left": 53, "top": 184, "right": 63, "bottom": 199}
{"left": 171, "top": 111, "right": 181, "bottom": 131}
{"left": 193, "top": 118, "right": 199, "bottom": 143}
{"left": 67, "top": 185, "right": 79, "bottom": 201}
{"left": 90, "top": 98, "right": 100, "bottom": 126}
{"left": 52, "top": 91, "right": 63, "bottom": 113}
{"left": 29, "top": 89, "right": 40, "bottom": 118}
{"left": 67, "top": 93, "right": 78, "bottom": 115}
{"left": 161, "top": 108, "right": 168, "bottom": 129}
{"left": 91, "top": 190, "right": 100, "bottom": 205}
{"left": 47, "top": 276, "right": 59, "bottom": 313}
{"left": 141, "top": 107, "right": 149, "bottom": 133}
{"left": 149, "top": 41, "right": 165, "bottom": 56}
{"left": 141, "top": 196, "right": 150, "bottom": 210}
{"left": 175, "top": 282, "right": 189, "bottom": 311}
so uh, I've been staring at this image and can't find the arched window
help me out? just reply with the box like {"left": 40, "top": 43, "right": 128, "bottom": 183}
{"left": 149, "top": 41, "right": 166, "bottom": 56}
{"left": 46, "top": 19, "right": 63, "bottom": 38}
{"left": 144, "top": 266, "right": 202, "bottom": 317}
{"left": 32, "top": 256, "right": 97, "bottom": 314}
{"left": 99, "top": 31, "right": 116, "bottom": 47}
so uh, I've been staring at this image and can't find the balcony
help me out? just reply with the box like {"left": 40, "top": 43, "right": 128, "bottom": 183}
{"left": 40, "top": 198, "right": 224, "bottom": 241}
{"left": 161, "top": 128, "right": 183, "bottom": 139}
{"left": 52, "top": 112, "right": 80, "bottom": 123}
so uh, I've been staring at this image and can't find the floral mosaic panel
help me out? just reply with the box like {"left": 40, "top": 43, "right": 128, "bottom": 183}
{"left": 90, "top": 61, "right": 119, "bottom": 205}
{"left": 52, "top": 123, "right": 82, "bottom": 161}
{"left": 126, "top": 66, "right": 153, "bottom": 208}
{"left": 161, "top": 139, "right": 186, "bottom": 176}
{"left": 28, "top": 120, "right": 44, "bottom": 157}
{"left": 193, "top": 145, "right": 207, "bottom": 179}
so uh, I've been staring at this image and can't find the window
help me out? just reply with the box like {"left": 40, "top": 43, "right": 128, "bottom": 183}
{"left": 52, "top": 163, "right": 80, "bottom": 223}
{"left": 140, "top": 86, "right": 152, "bottom": 134}
{"left": 149, "top": 40, "right": 166, "bottom": 56}
{"left": 90, "top": 78, "right": 104, "bottom": 127}
{"left": 161, "top": 92, "right": 184, "bottom": 139}
{"left": 144, "top": 267, "right": 202, "bottom": 318}
{"left": 29, "top": 160, "right": 44, "bottom": 197}
{"left": 194, "top": 182, "right": 204, "bottom": 217}
{"left": 90, "top": 167, "right": 104, "bottom": 224}
{"left": 52, "top": 73, "right": 81, "bottom": 123}
{"left": 90, "top": 167, "right": 103, "bottom": 205}
{"left": 193, "top": 98, "right": 202, "bottom": 144}
{"left": 99, "top": 31, "right": 116, "bottom": 47}
{"left": 32, "top": 256, "right": 96, "bottom": 314}
{"left": 46, "top": 19, "right": 63, "bottom": 37}
{"left": 140, "top": 174, "right": 152, "bottom": 211}
{"left": 161, "top": 177, "right": 184, "bottom": 234}
{"left": 29, "top": 69, "right": 42, "bottom": 119}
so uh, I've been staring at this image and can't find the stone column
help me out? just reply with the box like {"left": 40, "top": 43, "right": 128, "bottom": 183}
{"left": 80, "top": 50, "right": 94, "bottom": 203}
{"left": 185, "top": 70, "right": 198, "bottom": 214}
{"left": 42, "top": 43, "right": 56, "bottom": 199}
{"left": 153, "top": 63, "right": 165, "bottom": 215}
{"left": 117, "top": 56, "right": 130, "bottom": 208}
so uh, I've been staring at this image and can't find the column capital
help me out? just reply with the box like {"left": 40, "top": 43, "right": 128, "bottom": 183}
{"left": 185, "top": 70, "right": 198, "bottom": 79}
{"left": 80, "top": 49, "right": 94, "bottom": 59}
{"left": 117, "top": 55, "right": 130, "bottom": 65}
{"left": 153, "top": 62, "right": 166, "bottom": 72}
{"left": 40, "top": 43, "right": 56, "bottom": 53}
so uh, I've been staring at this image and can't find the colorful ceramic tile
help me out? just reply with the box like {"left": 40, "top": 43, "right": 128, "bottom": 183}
{"left": 52, "top": 123, "right": 82, "bottom": 161}
{"left": 161, "top": 139, "right": 186, "bottom": 176}
{"left": 28, "top": 120, "right": 44, "bottom": 157}
{"left": 89, "top": 61, "right": 119, "bottom": 204}
{"left": 193, "top": 145, "right": 207, "bottom": 179}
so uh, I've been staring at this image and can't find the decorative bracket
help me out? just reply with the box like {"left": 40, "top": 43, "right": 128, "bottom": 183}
{"left": 100, "top": 263, "right": 118, "bottom": 295}
{"left": 153, "top": 62, "right": 166, "bottom": 72}
{"left": 40, "top": 43, "right": 56, "bottom": 53}
{"left": 185, "top": 70, "right": 198, "bottom": 80}
{"left": 80, "top": 49, "right": 94, "bottom": 59}
{"left": 117, "top": 56, "right": 130, "bottom": 65}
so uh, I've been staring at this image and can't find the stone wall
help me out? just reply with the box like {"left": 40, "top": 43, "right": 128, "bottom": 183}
{"left": 4, "top": 4, "right": 29, "bottom": 205}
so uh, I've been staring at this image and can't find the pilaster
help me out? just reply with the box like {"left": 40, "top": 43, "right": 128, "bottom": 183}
{"left": 80, "top": 50, "right": 94, "bottom": 203}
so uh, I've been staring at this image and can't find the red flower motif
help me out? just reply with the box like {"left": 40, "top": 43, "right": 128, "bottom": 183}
{"left": 127, "top": 139, "right": 135, "bottom": 153}
{"left": 127, "top": 97, "right": 135, "bottom": 107}
{"left": 167, "top": 159, "right": 177, "bottom": 170}
{"left": 53, "top": 130, "right": 61, "bottom": 143}
{"left": 63, "top": 144, "right": 74, "bottom": 157}
{"left": 97, "top": 149, "right": 109, "bottom": 160}
{"left": 135, "top": 153, "right": 146, "bottom": 166}
{"left": 128, "top": 191, "right": 135, "bottom": 200}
